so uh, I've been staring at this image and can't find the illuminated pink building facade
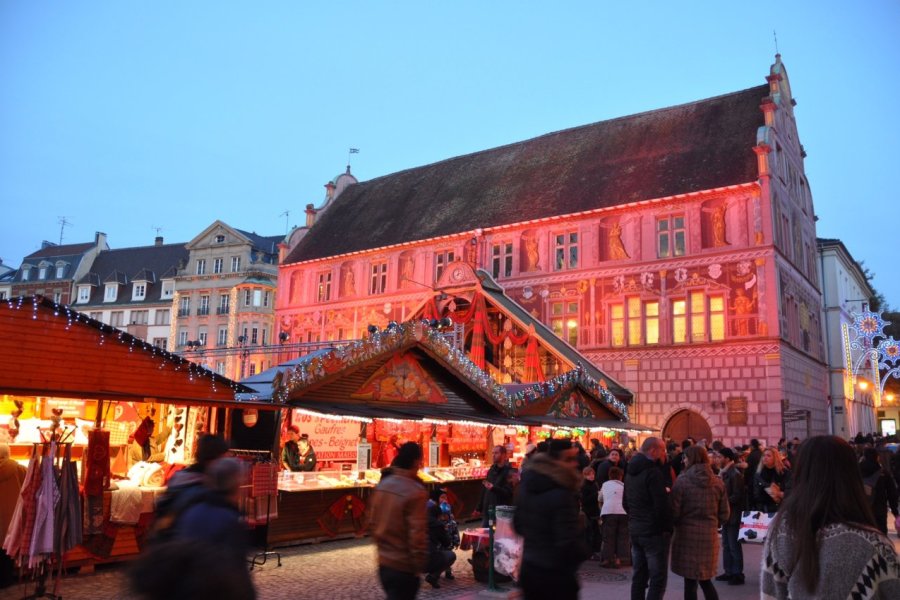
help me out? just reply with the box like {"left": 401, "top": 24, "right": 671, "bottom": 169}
{"left": 276, "top": 57, "right": 827, "bottom": 445}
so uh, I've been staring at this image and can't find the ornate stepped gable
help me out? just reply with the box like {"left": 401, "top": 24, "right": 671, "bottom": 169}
{"left": 285, "top": 84, "right": 768, "bottom": 264}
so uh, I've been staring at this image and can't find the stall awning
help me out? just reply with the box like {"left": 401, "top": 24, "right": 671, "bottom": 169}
{"left": 0, "top": 295, "right": 254, "bottom": 405}
{"left": 290, "top": 400, "right": 517, "bottom": 425}
{"left": 513, "top": 414, "right": 657, "bottom": 434}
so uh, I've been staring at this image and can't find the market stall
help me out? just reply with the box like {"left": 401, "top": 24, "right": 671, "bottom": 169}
{"left": 0, "top": 295, "right": 267, "bottom": 573}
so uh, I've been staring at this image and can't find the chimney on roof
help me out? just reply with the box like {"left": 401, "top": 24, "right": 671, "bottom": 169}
{"left": 306, "top": 203, "right": 317, "bottom": 228}
{"left": 95, "top": 231, "right": 108, "bottom": 249}
{"left": 155, "top": 236, "right": 164, "bottom": 246}
{"left": 324, "top": 181, "right": 336, "bottom": 203}
{"left": 41, "top": 240, "right": 56, "bottom": 249}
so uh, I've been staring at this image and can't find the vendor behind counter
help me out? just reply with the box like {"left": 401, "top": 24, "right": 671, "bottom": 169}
{"left": 282, "top": 428, "right": 317, "bottom": 472}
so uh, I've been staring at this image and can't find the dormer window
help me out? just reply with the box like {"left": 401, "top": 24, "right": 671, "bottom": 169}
{"left": 133, "top": 282, "right": 147, "bottom": 301}
{"left": 55, "top": 264, "right": 66, "bottom": 278}
{"left": 21, "top": 267, "right": 31, "bottom": 281}
{"left": 161, "top": 280, "right": 174, "bottom": 299}
{"left": 77, "top": 286, "right": 91, "bottom": 303}
{"left": 38, "top": 266, "right": 48, "bottom": 280}
{"left": 104, "top": 284, "right": 118, "bottom": 302}
{"left": 215, "top": 235, "right": 225, "bottom": 244}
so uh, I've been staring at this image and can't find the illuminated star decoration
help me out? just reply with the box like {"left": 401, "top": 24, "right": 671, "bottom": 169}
{"left": 879, "top": 337, "right": 900, "bottom": 368}
{"left": 853, "top": 311, "right": 885, "bottom": 342}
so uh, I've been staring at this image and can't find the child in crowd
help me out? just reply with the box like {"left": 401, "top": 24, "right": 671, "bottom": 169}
{"left": 580, "top": 466, "right": 601, "bottom": 558}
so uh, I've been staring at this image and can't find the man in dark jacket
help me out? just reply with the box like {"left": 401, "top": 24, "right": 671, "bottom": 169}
{"left": 624, "top": 437, "right": 672, "bottom": 600}
{"left": 860, "top": 447, "right": 899, "bottom": 535}
{"left": 744, "top": 438, "right": 762, "bottom": 507}
{"left": 513, "top": 438, "right": 588, "bottom": 600}
{"left": 716, "top": 448, "right": 747, "bottom": 585}
{"left": 480, "top": 445, "right": 514, "bottom": 527}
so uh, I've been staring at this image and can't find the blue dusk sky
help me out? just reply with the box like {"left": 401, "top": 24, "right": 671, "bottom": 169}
{"left": 1, "top": 2, "right": 898, "bottom": 307}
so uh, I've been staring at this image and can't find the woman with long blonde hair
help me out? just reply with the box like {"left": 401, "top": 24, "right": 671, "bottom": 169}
{"left": 753, "top": 446, "right": 790, "bottom": 512}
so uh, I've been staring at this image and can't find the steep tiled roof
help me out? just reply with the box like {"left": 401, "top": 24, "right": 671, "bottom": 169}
{"left": 235, "top": 230, "right": 282, "bottom": 259}
{"left": 24, "top": 242, "right": 94, "bottom": 260}
{"left": 76, "top": 243, "right": 188, "bottom": 305}
{"left": 286, "top": 84, "right": 769, "bottom": 264}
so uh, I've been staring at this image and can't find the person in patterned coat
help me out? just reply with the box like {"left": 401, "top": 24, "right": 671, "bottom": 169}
{"left": 761, "top": 436, "right": 900, "bottom": 600}
{"left": 670, "top": 444, "right": 729, "bottom": 600}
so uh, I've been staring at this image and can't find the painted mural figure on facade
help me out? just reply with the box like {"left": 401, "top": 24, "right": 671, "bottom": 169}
{"left": 608, "top": 222, "right": 630, "bottom": 260}
{"left": 712, "top": 204, "right": 729, "bottom": 247}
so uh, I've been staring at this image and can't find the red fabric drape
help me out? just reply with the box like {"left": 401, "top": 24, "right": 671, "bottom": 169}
{"left": 524, "top": 336, "right": 545, "bottom": 382}
{"left": 469, "top": 296, "right": 486, "bottom": 369}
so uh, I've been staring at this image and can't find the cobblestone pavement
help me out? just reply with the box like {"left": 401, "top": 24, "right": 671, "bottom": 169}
{"left": 1, "top": 531, "right": 897, "bottom": 600}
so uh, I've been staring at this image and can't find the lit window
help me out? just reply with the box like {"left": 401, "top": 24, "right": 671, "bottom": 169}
{"left": 196, "top": 259, "right": 206, "bottom": 275}
{"left": 673, "top": 292, "right": 725, "bottom": 344}
{"left": 554, "top": 232, "right": 579, "bottom": 271}
{"left": 657, "top": 216, "right": 686, "bottom": 258}
{"left": 627, "top": 298, "right": 642, "bottom": 346}
{"left": 610, "top": 304, "right": 625, "bottom": 347}
{"left": 213, "top": 258, "right": 224, "bottom": 274}
{"left": 317, "top": 271, "right": 332, "bottom": 302}
{"left": 551, "top": 301, "right": 579, "bottom": 346}
{"left": 491, "top": 243, "right": 514, "bottom": 279}
{"left": 370, "top": 262, "right": 388, "bottom": 295}
{"left": 645, "top": 301, "right": 659, "bottom": 345}
{"left": 434, "top": 250, "right": 455, "bottom": 282}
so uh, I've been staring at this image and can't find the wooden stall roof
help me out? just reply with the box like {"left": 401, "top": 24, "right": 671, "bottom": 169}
{"left": 276, "top": 328, "right": 512, "bottom": 423}
{"left": 0, "top": 296, "right": 254, "bottom": 405}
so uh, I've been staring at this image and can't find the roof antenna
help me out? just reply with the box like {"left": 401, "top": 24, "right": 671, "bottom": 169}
{"left": 57, "top": 216, "right": 72, "bottom": 245}
{"left": 152, "top": 225, "right": 163, "bottom": 236}
{"left": 773, "top": 29, "right": 780, "bottom": 56}
{"left": 347, "top": 147, "right": 359, "bottom": 173}
{"left": 279, "top": 210, "right": 291, "bottom": 236}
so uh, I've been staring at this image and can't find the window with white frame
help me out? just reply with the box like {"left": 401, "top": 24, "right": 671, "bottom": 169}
{"left": 657, "top": 215, "right": 686, "bottom": 258}
{"left": 38, "top": 266, "right": 48, "bottom": 280}
{"left": 178, "top": 329, "right": 188, "bottom": 347}
{"left": 196, "top": 259, "right": 206, "bottom": 275}
{"left": 53, "top": 292, "right": 61, "bottom": 303}
{"left": 244, "top": 289, "right": 252, "bottom": 306}
{"left": 178, "top": 295, "right": 191, "bottom": 317}
{"left": 89, "top": 311, "right": 102, "bottom": 321}
{"left": 213, "top": 258, "right": 224, "bottom": 274}
{"left": 154, "top": 309, "right": 170, "bottom": 326}
{"left": 198, "top": 295, "right": 210, "bottom": 315}
{"left": 152, "top": 337, "right": 167, "bottom": 350}
{"left": 252, "top": 289, "right": 262, "bottom": 307}
{"left": 198, "top": 328, "right": 208, "bottom": 347}
{"left": 21, "top": 268, "right": 31, "bottom": 281}
{"left": 104, "top": 284, "right": 118, "bottom": 302}
{"left": 130, "top": 310, "right": 148, "bottom": 325}
{"left": 55, "top": 264, "right": 66, "bottom": 278}
{"left": 316, "top": 271, "right": 332, "bottom": 303}
{"left": 261, "top": 327, "right": 268, "bottom": 346}
{"left": 491, "top": 242, "right": 514, "bottom": 279}
{"left": 553, "top": 232, "right": 579, "bottom": 271}
{"left": 215, "top": 234, "right": 225, "bottom": 244}
{"left": 132, "top": 283, "right": 146, "bottom": 301}
{"left": 251, "top": 326, "right": 259, "bottom": 345}
{"left": 370, "top": 262, "right": 388, "bottom": 295}
{"left": 0, "top": 291, "right": 6, "bottom": 300}
{"left": 217, "top": 327, "right": 228, "bottom": 346}
{"left": 218, "top": 294, "right": 229, "bottom": 314}
{"left": 231, "top": 256, "right": 241, "bottom": 272}
{"left": 161, "top": 280, "right": 174, "bottom": 299}
{"left": 110, "top": 311, "right": 124, "bottom": 327}
{"left": 77, "top": 286, "right": 91, "bottom": 303}
{"left": 551, "top": 301, "right": 579, "bottom": 346}
{"left": 609, "top": 299, "right": 659, "bottom": 346}
{"left": 216, "top": 361, "right": 226, "bottom": 375}
{"left": 672, "top": 291, "right": 725, "bottom": 344}
{"left": 263, "top": 291, "right": 270, "bottom": 307}
{"left": 434, "top": 250, "right": 454, "bottom": 282}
